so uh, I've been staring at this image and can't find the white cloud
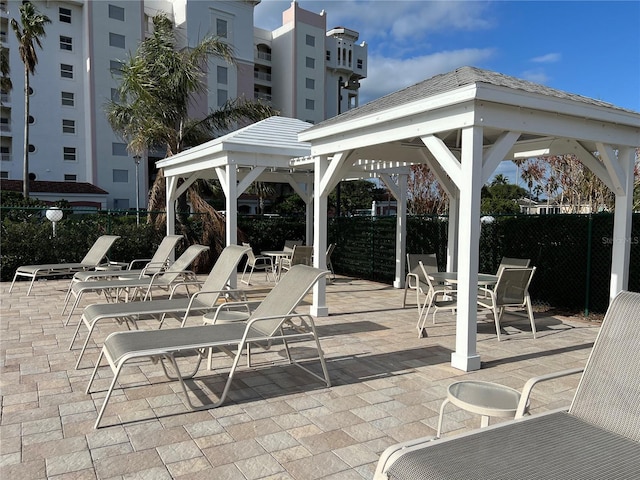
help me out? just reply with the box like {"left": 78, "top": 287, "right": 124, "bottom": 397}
{"left": 520, "top": 69, "right": 550, "bottom": 84}
{"left": 531, "top": 53, "right": 562, "bottom": 63}
{"left": 360, "top": 48, "right": 496, "bottom": 103}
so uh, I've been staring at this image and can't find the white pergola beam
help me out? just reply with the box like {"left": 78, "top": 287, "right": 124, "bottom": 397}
{"left": 421, "top": 135, "right": 461, "bottom": 186}
{"left": 481, "top": 131, "right": 520, "bottom": 184}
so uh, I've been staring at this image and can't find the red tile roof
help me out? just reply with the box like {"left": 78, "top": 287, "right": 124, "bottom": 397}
{"left": 0, "top": 179, "right": 108, "bottom": 195}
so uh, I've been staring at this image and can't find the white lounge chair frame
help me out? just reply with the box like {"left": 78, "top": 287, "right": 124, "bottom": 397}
{"left": 87, "top": 265, "right": 331, "bottom": 428}
{"left": 9, "top": 235, "right": 121, "bottom": 295}
{"left": 375, "top": 290, "right": 640, "bottom": 479}
{"left": 62, "top": 244, "right": 209, "bottom": 323}
{"left": 62, "top": 235, "right": 183, "bottom": 306}
{"left": 69, "top": 244, "right": 250, "bottom": 368}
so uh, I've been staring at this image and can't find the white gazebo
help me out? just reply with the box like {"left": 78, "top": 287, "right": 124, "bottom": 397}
{"left": 156, "top": 116, "right": 316, "bottom": 258}
{"left": 299, "top": 66, "right": 640, "bottom": 372}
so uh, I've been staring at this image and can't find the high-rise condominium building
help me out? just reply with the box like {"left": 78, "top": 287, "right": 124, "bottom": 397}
{"left": 0, "top": 0, "right": 367, "bottom": 209}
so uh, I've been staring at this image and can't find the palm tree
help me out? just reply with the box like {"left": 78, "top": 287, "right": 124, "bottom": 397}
{"left": 106, "top": 14, "right": 276, "bottom": 265}
{"left": 11, "top": 2, "right": 50, "bottom": 199}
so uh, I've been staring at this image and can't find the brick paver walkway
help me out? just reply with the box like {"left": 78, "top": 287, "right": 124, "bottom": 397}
{"left": 1, "top": 274, "right": 599, "bottom": 479}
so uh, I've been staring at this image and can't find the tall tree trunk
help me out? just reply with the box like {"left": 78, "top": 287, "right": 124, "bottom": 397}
{"left": 22, "top": 68, "right": 29, "bottom": 198}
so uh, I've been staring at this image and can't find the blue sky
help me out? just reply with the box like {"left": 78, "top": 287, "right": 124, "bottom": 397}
{"left": 254, "top": 0, "right": 640, "bottom": 185}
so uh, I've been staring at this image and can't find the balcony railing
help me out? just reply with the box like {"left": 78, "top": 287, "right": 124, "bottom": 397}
{"left": 254, "top": 92, "right": 272, "bottom": 102}
{"left": 256, "top": 51, "right": 271, "bottom": 62}
{"left": 254, "top": 71, "right": 271, "bottom": 82}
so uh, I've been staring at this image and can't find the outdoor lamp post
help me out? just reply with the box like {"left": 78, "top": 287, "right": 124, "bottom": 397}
{"left": 45, "top": 206, "right": 64, "bottom": 237}
{"left": 133, "top": 155, "right": 141, "bottom": 225}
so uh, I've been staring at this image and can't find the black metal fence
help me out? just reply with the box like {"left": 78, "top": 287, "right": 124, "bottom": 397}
{"left": 2, "top": 206, "right": 638, "bottom": 313}
{"left": 327, "top": 213, "right": 639, "bottom": 314}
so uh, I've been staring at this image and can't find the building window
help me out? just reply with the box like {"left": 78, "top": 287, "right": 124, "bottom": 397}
{"left": 109, "top": 33, "right": 125, "bottom": 49}
{"left": 1, "top": 146, "right": 10, "bottom": 161}
{"left": 357, "top": 59, "right": 363, "bottom": 69}
{"left": 306, "top": 34, "right": 315, "bottom": 47}
{"left": 0, "top": 171, "right": 8, "bottom": 179}
{"left": 59, "top": 7, "right": 71, "bottom": 23}
{"left": 62, "top": 119, "right": 76, "bottom": 134}
{"left": 61, "top": 91, "right": 75, "bottom": 107}
{"left": 306, "top": 99, "right": 315, "bottom": 110}
{"left": 64, "top": 174, "right": 77, "bottom": 181}
{"left": 306, "top": 57, "right": 315, "bottom": 69}
{"left": 216, "top": 18, "right": 227, "bottom": 38}
{"left": 217, "top": 66, "right": 228, "bottom": 85}
{"left": 60, "top": 64, "right": 73, "bottom": 79}
{"left": 108, "top": 4, "right": 125, "bottom": 21}
{"left": 60, "top": 35, "right": 73, "bottom": 51}
{"left": 217, "top": 89, "right": 228, "bottom": 106}
{"left": 326, "top": 50, "right": 331, "bottom": 61}
{"left": 0, "top": 116, "right": 8, "bottom": 131}
{"left": 306, "top": 78, "right": 315, "bottom": 89}
{"left": 114, "top": 198, "right": 129, "bottom": 210}
{"left": 113, "top": 169, "right": 128, "bottom": 182}
{"left": 63, "top": 147, "right": 76, "bottom": 161}
{"left": 110, "top": 88, "right": 120, "bottom": 102}
{"left": 112, "top": 142, "right": 128, "bottom": 156}
{"left": 110, "top": 60, "right": 123, "bottom": 74}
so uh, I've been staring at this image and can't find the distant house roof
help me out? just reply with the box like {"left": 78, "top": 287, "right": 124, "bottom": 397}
{"left": 0, "top": 180, "right": 108, "bottom": 195}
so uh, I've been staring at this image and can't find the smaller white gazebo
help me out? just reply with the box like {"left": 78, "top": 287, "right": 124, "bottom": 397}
{"left": 156, "top": 116, "right": 315, "bottom": 253}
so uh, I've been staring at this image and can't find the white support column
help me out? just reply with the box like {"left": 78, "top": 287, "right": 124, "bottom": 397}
{"left": 393, "top": 174, "right": 407, "bottom": 288}
{"left": 225, "top": 165, "right": 238, "bottom": 288}
{"left": 609, "top": 146, "right": 634, "bottom": 301}
{"left": 305, "top": 177, "right": 313, "bottom": 245}
{"left": 165, "top": 175, "right": 178, "bottom": 262}
{"left": 446, "top": 197, "right": 459, "bottom": 272}
{"left": 451, "top": 126, "right": 483, "bottom": 372}
{"left": 311, "top": 155, "right": 329, "bottom": 317}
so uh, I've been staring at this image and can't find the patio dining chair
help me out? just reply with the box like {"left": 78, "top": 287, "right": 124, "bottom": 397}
{"left": 280, "top": 245, "right": 313, "bottom": 273}
{"left": 240, "top": 242, "right": 275, "bottom": 285}
{"left": 416, "top": 260, "right": 457, "bottom": 337}
{"left": 477, "top": 267, "right": 537, "bottom": 340}
{"left": 402, "top": 253, "right": 438, "bottom": 309}
{"left": 9, "top": 235, "right": 121, "bottom": 296}
{"left": 87, "top": 265, "right": 331, "bottom": 428}
{"left": 496, "top": 257, "right": 531, "bottom": 277}
{"left": 375, "top": 290, "right": 640, "bottom": 479}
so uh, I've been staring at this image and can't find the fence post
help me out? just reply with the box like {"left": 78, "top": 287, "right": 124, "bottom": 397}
{"left": 584, "top": 214, "right": 593, "bottom": 316}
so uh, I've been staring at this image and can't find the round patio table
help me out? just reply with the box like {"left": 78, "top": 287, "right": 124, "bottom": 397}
{"left": 429, "top": 272, "right": 498, "bottom": 286}
{"left": 261, "top": 250, "right": 292, "bottom": 281}
{"left": 436, "top": 380, "right": 524, "bottom": 437}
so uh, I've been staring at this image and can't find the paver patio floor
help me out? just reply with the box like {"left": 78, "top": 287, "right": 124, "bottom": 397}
{"left": 1, "top": 274, "right": 599, "bottom": 479}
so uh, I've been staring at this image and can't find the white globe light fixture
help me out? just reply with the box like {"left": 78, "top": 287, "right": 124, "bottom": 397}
{"left": 46, "top": 206, "right": 64, "bottom": 237}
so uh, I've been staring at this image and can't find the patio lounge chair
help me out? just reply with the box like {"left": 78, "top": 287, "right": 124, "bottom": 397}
{"left": 374, "top": 290, "right": 640, "bottom": 479}
{"left": 69, "top": 244, "right": 251, "bottom": 368}
{"left": 87, "top": 264, "right": 331, "bottom": 428}
{"left": 62, "top": 234, "right": 183, "bottom": 307}
{"left": 62, "top": 244, "right": 209, "bottom": 323}
{"left": 9, "top": 235, "right": 121, "bottom": 296}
